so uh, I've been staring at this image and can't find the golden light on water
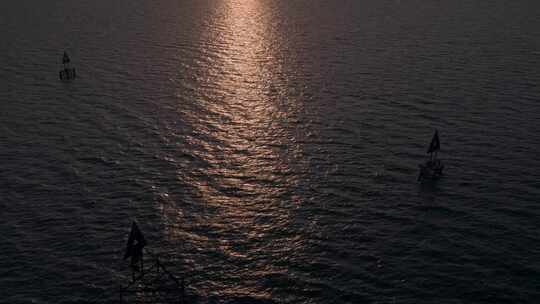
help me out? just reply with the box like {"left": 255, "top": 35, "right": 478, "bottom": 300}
{"left": 160, "top": 2, "right": 307, "bottom": 298}
{"left": 202, "top": 0, "right": 294, "bottom": 200}
{"left": 161, "top": 0, "right": 305, "bottom": 250}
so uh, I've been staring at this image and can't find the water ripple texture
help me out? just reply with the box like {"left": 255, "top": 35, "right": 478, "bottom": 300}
{"left": 1, "top": 0, "right": 539, "bottom": 303}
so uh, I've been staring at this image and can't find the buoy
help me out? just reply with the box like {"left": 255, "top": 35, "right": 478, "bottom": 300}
{"left": 59, "top": 51, "right": 76, "bottom": 81}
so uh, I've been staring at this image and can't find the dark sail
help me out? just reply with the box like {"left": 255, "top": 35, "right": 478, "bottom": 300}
{"left": 427, "top": 130, "right": 440, "bottom": 153}
{"left": 124, "top": 222, "right": 146, "bottom": 261}
{"left": 62, "top": 52, "right": 70, "bottom": 64}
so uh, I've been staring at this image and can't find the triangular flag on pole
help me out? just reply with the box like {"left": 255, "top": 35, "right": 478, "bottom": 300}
{"left": 62, "top": 51, "right": 70, "bottom": 64}
{"left": 427, "top": 130, "right": 440, "bottom": 154}
{"left": 124, "top": 221, "right": 146, "bottom": 261}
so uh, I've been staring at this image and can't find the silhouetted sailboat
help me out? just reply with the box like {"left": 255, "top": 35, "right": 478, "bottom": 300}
{"left": 418, "top": 129, "right": 444, "bottom": 181}
{"left": 119, "top": 221, "right": 188, "bottom": 303}
{"left": 59, "top": 51, "right": 76, "bottom": 81}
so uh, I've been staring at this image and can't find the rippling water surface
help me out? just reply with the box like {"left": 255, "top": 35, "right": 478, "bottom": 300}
{"left": 1, "top": 0, "right": 540, "bottom": 303}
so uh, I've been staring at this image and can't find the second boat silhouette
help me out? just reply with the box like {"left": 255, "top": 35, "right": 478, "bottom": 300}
{"left": 59, "top": 51, "right": 76, "bottom": 81}
{"left": 418, "top": 129, "right": 444, "bottom": 181}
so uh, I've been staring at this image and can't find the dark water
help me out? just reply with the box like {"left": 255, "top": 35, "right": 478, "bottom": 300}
{"left": 1, "top": 0, "right": 540, "bottom": 303}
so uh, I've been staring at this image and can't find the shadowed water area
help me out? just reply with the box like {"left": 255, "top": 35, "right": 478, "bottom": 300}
{"left": 1, "top": 0, "right": 540, "bottom": 303}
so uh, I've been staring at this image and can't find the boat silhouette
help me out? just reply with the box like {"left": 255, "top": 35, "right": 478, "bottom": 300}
{"left": 59, "top": 51, "right": 76, "bottom": 81}
{"left": 418, "top": 129, "right": 444, "bottom": 181}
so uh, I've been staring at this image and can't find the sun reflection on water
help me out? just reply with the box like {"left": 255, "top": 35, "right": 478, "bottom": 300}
{"left": 189, "top": 0, "right": 303, "bottom": 212}
{"left": 159, "top": 0, "right": 310, "bottom": 299}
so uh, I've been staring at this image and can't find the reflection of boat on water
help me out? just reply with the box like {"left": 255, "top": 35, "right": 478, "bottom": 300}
{"left": 59, "top": 51, "right": 76, "bottom": 81}
{"left": 418, "top": 129, "right": 444, "bottom": 181}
